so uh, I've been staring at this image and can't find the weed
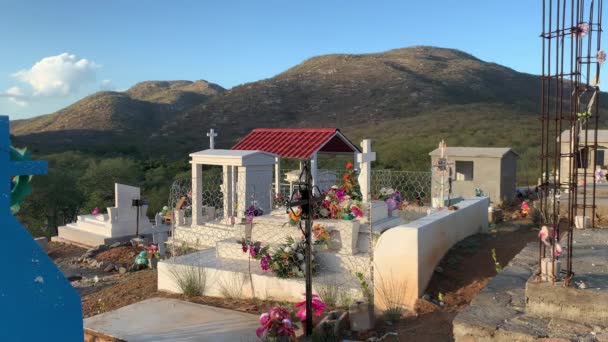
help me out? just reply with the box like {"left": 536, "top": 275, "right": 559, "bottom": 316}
{"left": 491, "top": 248, "right": 503, "bottom": 273}
{"left": 218, "top": 273, "right": 247, "bottom": 299}
{"left": 375, "top": 270, "right": 408, "bottom": 324}
{"left": 170, "top": 266, "right": 207, "bottom": 297}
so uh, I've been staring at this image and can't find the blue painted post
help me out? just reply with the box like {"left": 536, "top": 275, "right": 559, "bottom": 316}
{"left": 0, "top": 115, "right": 83, "bottom": 341}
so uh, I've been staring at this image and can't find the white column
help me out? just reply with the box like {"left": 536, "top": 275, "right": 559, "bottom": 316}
{"left": 222, "top": 165, "right": 233, "bottom": 219}
{"left": 237, "top": 166, "right": 247, "bottom": 219}
{"left": 311, "top": 153, "right": 318, "bottom": 194}
{"left": 232, "top": 166, "right": 238, "bottom": 217}
{"left": 191, "top": 163, "right": 204, "bottom": 226}
{"left": 357, "top": 139, "right": 376, "bottom": 202}
{"left": 274, "top": 157, "right": 281, "bottom": 198}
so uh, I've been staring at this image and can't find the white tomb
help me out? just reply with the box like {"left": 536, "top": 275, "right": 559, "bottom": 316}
{"left": 56, "top": 183, "right": 153, "bottom": 246}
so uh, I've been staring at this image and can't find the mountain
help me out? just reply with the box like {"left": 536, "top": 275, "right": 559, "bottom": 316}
{"left": 11, "top": 46, "right": 603, "bottom": 178}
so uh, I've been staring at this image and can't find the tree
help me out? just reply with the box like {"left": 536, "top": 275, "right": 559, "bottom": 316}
{"left": 78, "top": 158, "right": 139, "bottom": 212}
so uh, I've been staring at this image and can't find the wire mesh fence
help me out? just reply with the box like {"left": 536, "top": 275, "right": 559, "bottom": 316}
{"left": 371, "top": 169, "right": 431, "bottom": 205}
{"left": 161, "top": 168, "right": 425, "bottom": 310}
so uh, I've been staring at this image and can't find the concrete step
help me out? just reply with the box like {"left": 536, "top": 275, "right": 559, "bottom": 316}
{"left": 65, "top": 221, "right": 112, "bottom": 237}
{"left": 158, "top": 249, "right": 362, "bottom": 302}
{"left": 57, "top": 225, "right": 111, "bottom": 247}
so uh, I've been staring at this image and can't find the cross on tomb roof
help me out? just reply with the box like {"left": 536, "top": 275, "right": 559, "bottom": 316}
{"left": 207, "top": 128, "right": 218, "bottom": 149}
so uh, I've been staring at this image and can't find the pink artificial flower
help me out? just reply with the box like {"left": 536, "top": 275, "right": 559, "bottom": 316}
{"left": 538, "top": 226, "right": 552, "bottom": 247}
{"left": 598, "top": 50, "right": 606, "bottom": 64}
{"left": 269, "top": 306, "right": 291, "bottom": 321}
{"left": 295, "top": 294, "right": 327, "bottom": 321}
{"left": 575, "top": 22, "right": 589, "bottom": 37}
{"left": 260, "top": 255, "right": 270, "bottom": 271}
{"left": 92, "top": 207, "right": 99, "bottom": 215}
{"left": 554, "top": 243, "right": 563, "bottom": 257}
{"left": 351, "top": 205, "right": 364, "bottom": 217}
{"left": 148, "top": 245, "right": 158, "bottom": 252}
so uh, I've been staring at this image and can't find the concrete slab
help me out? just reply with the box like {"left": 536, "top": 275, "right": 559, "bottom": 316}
{"left": 84, "top": 297, "right": 261, "bottom": 342}
{"left": 453, "top": 229, "right": 608, "bottom": 341}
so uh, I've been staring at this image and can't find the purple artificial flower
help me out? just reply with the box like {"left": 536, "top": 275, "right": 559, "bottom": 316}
{"left": 386, "top": 198, "right": 398, "bottom": 211}
{"left": 260, "top": 254, "right": 270, "bottom": 271}
{"left": 598, "top": 50, "right": 606, "bottom": 64}
{"left": 335, "top": 189, "right": 345, "bottom": 201}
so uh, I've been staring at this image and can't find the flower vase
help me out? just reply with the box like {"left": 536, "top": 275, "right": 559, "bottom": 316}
{"left": 343, "top": 214, "right": 354, "bottom": 221}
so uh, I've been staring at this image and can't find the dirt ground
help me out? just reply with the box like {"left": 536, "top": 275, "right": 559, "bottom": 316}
{"left": 49, "top": 216, "right": 537, "bottom": 341}
{"left": 396, "top": 218, "right": 538, "bottom": 341}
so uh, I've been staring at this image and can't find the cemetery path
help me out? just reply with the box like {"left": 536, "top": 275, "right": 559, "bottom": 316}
{"left": 396, "top": 218, "right": 538, "bottom": 341}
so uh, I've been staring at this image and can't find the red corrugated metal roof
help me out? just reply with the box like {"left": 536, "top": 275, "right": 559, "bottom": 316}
{"left": 231, "top": 128, "right": 359, "bottom": 159}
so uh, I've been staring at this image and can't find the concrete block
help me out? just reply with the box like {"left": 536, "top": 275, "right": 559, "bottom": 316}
{"left": 348, "top": 300, "right": 374, "bottom": 332}
{"left": 575, "top": 215, "right": 591, "bottom": 229}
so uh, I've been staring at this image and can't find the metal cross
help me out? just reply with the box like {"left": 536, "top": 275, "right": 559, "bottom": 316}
{"left": 207, "top": 128, "right": 218, "bottom": 149}
{"left": 0, "top": 116, "right": 47, "bottom": 215}
{"left": 286, "top": 160, "right": 323, "bottom": 336}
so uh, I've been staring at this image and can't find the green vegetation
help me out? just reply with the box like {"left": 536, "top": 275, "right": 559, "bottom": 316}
{"left": 16, "top": 151, "right": 190, "bottom": 237}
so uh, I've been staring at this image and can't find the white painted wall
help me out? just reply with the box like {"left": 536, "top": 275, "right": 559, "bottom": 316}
{"left": 373, "top": 197, "right": 489, "bottom": 310}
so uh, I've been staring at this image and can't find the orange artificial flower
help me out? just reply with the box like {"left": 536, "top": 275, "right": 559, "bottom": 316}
{"left": 289, "top": 207, "right": 302, "bottom": 222}
{"left": 346, "top": 162, "right": 353, "bottom": 169}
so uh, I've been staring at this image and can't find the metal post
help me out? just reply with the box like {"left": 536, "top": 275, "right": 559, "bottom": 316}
{"left": 302, "top": 160, "right": 314, "bottom": 336}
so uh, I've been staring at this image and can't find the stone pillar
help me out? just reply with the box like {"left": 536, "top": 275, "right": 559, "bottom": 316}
{"left": 191, "top": 163, "right": 203, "bottom": 226}
{"left": 357, "top": 139, "right": 376, "bottom": 202}
{"left": 232, "top": 166, "right": 238, "bottom": 217}
{"left": 237, "top": 166, "right": 248, "bottom": 219}
{"left": 222, "top": 165, "right": 233, "bottom": 218}
{"left": 274, "top": 157, "right": 281, "bottom": 199}
{"left": 311, "top": 153, "right": 318, "bottom": 194}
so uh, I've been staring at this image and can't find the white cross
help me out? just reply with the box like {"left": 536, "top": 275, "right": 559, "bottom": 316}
{"left": 357, "top": 139, "right": 376, "bottom": 202}
{"left": 207, "top": 129, "right": 218, "bottom": 149}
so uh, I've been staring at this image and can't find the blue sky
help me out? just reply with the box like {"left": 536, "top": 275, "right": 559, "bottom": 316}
{"left": 0, "top": 0, "right": 589, "bottom": 119}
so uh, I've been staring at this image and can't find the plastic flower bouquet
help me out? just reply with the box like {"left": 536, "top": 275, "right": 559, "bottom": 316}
{"left": 317, "top": 162, "right": 365, "bottom": 220}
{"left": 269, "top": 237, "right": 317, "bottom": 278}
{"left": 256, "top": 306, "right": 300, "bottom": 341}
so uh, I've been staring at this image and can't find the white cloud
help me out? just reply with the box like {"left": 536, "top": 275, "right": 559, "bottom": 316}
{"left": 13, "top": 53, "right": 99, "bottom": 97}
{"left": 100, "top": 79, "right": 114, "bottom": 91}
{"left": 0, "top": 86, "right": 28, "bottom": 107}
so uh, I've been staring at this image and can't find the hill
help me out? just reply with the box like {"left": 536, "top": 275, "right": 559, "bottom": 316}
{"left": 11, "top": 46, "right": 604, "bottom": 180}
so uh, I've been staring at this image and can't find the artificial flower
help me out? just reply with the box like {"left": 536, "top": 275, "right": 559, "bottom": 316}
{"left": 295, "top": 294, "right": 327, "bottom": 321}
{"left": 92, "top": 207, "right": 99, "bottom": 215}
{"left": 598, "top": 49, "right": 607, "bottom": 64}
{"left": 346, "top": 162, "right": 353, "bottom": 169}
{"left": 351, "top": 205, "right": 364, "bottom": 217}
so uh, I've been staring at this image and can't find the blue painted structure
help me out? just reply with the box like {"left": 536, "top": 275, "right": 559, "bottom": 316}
{"left": 0, "top": 116, "right": 83, "bottom": 341}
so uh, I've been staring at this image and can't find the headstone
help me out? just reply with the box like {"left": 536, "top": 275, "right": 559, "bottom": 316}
{"left": 0, "top": 115, "right": 83, "bottom": 340}
{"left": 357, "top": 139, "right": 376, "bottom": 202}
